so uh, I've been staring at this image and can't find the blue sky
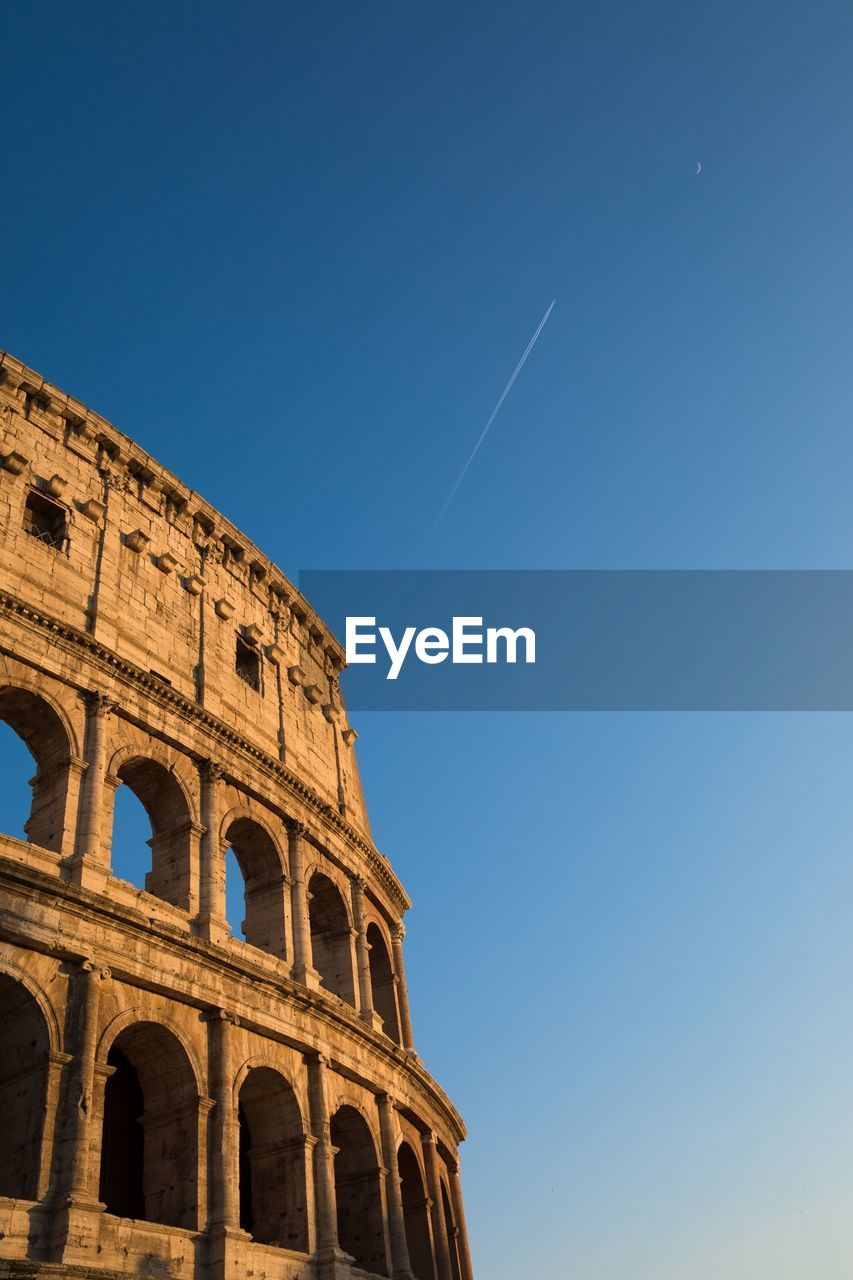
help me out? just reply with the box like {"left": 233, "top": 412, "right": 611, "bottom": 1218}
{"left": 3, "top": 2, "right": 853, "bottom": 1275}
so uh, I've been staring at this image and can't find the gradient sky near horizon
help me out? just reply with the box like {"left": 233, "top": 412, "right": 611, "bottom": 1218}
{"left": 3, "top": 2, "right": 853, "bottom": 1276}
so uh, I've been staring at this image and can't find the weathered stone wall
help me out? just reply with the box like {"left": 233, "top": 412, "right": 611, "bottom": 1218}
{"left": 0, "top": 352, "right": 473, "bottom": 1280}
{"left": 0, "top": 350, "right": 365, "bottom": 830}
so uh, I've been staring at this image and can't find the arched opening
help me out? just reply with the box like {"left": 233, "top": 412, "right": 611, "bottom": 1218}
{"left": 330, "top": 1106, "right": 387, "bottom": 1277}
{"left": 224, "top": 818, "right": 287, "bottom": 959}
{"left": 226, "top": 847, "right": 245, "bottom": 938}
{"left": 308, "top": 873, "right": 355, "bottom": 1005}
{"left": 111, "top": 758, "right": 193, "bottom": 909}
{"left": 367, "top": 923, "right": 400, "bottom": 1044}
{"left": 0, "top": 722, "right": 37, "bottom": 841}
{"left": 99, "top": 1047, "right": 144, "bottom": 1218}
{"left": 0, "top": 974, "right": 50, "bottom": 1199}
{"left": 237, "top": 1066, "right": 307, "bottom": 1250}
{"left": 441, "top": 1181, "right": 462, "bottom": 1280}
{"left": 398, "top": 1141, "right": 435, "bottom": 1280}
{"left": 99, "top": 1021, "right": 198, "bottom": 1228}
{"left": 110, "top": 784, "right": 154, "bottom": 892}
{"left": 0, "top": 686, "right": 72, "bottom": 852}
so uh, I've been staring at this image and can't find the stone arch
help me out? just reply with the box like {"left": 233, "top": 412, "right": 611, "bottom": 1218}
{"left": 398, "top": 1139, "right": 435, "bottom": 1280}
{"left": 366, "top": 921, "right": 401, "bottom": 1045}
{"left": 98, "top": 1017, "right": 201, "bottom": 1229}
{"left": 0, "top": 970, "right": 52, "bottom": 1199}
{"left": 0, "top": 952, "right": 61, "bottom": 1053}
{"left": 0, "top": 681, "right": 76, "bottom": 851}
{"left": 329, "top": 1088, "right": 383, "bottom": 1156}
{"left": 0, "top": 660, "right": 80, "bottom": 756}
{"left": 232, "top": 1052, "right": 302, "bottom": 1110}
{"left": 97, "top": 1007, "right": 206, "bottom": 1095}
{"left": 307, "top": 870, "right": 355, "bottom": 1005}
{"left": 237, "top": 1064, "right": 308, "bottom": 1251}
{"left": 108, "top": 747, "right": 196, "bottom": 909}
{"left": 107, "top": 743, "right": 199, "bottom": 824}
{"left": 221, "top": 808, "right": 288, "bottom": 959}
{"left": 330, "top": 1104, "right": 388, "bottom": 1277}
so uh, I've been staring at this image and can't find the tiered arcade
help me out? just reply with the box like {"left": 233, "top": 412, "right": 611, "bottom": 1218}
{"left": 0, "top": 351, "right": 473, "bottom": 1280}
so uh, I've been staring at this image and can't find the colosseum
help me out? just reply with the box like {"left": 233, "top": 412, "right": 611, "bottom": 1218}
{"left": 0, "top": 350, "right": 473, "bottom": 1280}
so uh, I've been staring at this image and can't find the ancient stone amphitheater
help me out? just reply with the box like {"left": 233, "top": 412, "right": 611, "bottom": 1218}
{"left": 0, "top": 351, "right": 472, "bottom": 1280}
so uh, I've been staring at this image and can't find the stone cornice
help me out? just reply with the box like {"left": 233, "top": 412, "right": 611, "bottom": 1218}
{"left": 0, "top": 589, "right": 411, "bottom": 914}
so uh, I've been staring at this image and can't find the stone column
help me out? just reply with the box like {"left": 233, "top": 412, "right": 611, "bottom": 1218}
{"left": 197, "top": 760, "right": 228, "bottom": 944}
{"left": 67, "top": 961, "right": 109, "bottom": 1202}
{"left": 288, "top": 821, "right": 318, "bottom": 986}
{"left": 185, "top": 819, "right": 205, "bottom": 918}
{"left": 377, "top": 1093, "right": 415, "bottom": 1280}
{"left": 37, "top": 1049, "right": 72, "bottom": 1199}
{"left": 207, "top": 1009, "right": 239, "bottom": 1231}
{"left": 391, "top": 923, "right": 416, "bottom": 1054}
{"left": 195, "top": 1096, "right": 215, "bottom": 1232}
{"left": 69, "top": 693, "right": 114, "bottom": 890}
{"left": 88, "top": 1060, "right": 115, "bottom": 1197}
{"left": 29, "top": 754, "right": 86, "bottom": 860}
{"left": 350, "top": 875, "right": 381, "bottom": 1029}
{"left": 306, "top": 1052, "right": 349, "bottom": 1277}
{"left": 449, "top": 1165, "right": 474, "bottom": 1280}
{"left": 422, "top": 1132, "right": 453, "bottom": 1280}
{"left": 53, "top": 964, "right": 110, "bottom": 1266}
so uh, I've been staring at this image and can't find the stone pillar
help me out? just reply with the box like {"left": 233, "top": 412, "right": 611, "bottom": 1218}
{"left": 303, "top": 1132, "right": 320, "bottom": 1255}
{"left": 205, "top": 1011, "right": 247, "bottom": 1280}
{"left": 197, "top": 760, "right": 228, "bottom": 944}
{"left": 29, "top": 755, "right": 86, "bottom": 859}
{"left": 101, "top": 770, "right": 122, "bottom": 866}
{"left": 350, "top": 875, "right": 381, "bottom": 1029}
{"left": 185, "top": 819, "right": 205, "bottom": 918}
{"left": 288, "top": 821, "right": 318, "bottom": 987}
{"left": 66, "top": 961, "right": 108, "bottom": 1203}
{"left": 196, "top": 1097, "right": 215, "bottom": 1232}
{"left": 37, "top": 1050, "right": 72, "bottom": 1200}
{"left": 207, "top": 1010, "right": 239, "bottom": 1230}
{"left": 69, "top": 693, "right": 114, "bottom": 890}
{"left": 86, "top": 1058, "right": 115, "bottom": 1221}
{"left": 391, "top": 922, "right": 416, "bottom": 1054}
{"left": 61, "top": 757, "right": 87, "bottom": 859}
{"left": 422, "top": 1132, "right": 453, "bottom": 1280}
{"left": 449, "top": 1164, "right": 474, "bottom": 1280}
{"left": 41, "top": 962, "right": 109, "bottom": 1264}
{"left": 377, "top": 1093, "right": 415, "bottom": 1280}
{"left": 306, "top": 1052, "right": 349, "bottom": 1278}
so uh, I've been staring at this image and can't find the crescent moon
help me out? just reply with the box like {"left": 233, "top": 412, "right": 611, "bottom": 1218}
{"left": 696, "top": 161, "right": 702, "bottom": 175}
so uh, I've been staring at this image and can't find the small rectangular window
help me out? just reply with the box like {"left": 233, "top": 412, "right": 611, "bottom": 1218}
{"left": 23, "top": 490, "right": 67, "bottom": 550}
{"left": 236, "top": 636, "right": 261, "bottom": 691}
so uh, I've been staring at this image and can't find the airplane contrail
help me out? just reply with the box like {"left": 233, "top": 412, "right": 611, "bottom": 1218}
{"left": 427, "top": 298, "right": 556, "bottom": 541}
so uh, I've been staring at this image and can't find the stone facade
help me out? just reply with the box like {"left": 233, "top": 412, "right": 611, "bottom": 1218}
{"left": 0, "top": 351, "right": 472, "bottom": 1280}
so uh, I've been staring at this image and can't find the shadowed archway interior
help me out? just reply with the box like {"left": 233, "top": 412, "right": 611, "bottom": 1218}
{"left": 330, "top": 1105, "right": 388, "bottom": 1276}
{"left": 308, "top": 873, "right": 355, "bottom": 1005}
{"left": 238, "top": 1065, "right": 308, "bottom": 1250}
{"left": 366, "top": 922, "right": 400, "bottom": 1044}
{"left": 0, "top": 973, "right": 50, "bottom": 1199}
{"left": 225, "top": 818, "right": 287, "bottom": 958}
{"left": 99, "top": 1021, "right": 198, "bottom": 1229}
{"left": 398, "top": 1140, "right": 435, "bottom": 1280}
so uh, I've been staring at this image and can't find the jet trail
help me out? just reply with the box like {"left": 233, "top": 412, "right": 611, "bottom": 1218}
{"left": 427, "top": 298, "right": 556, "bottom": 541}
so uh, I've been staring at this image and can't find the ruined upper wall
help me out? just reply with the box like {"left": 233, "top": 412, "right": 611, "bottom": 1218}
{"left": 0, "top": 350, "right": 369, "bottom": 835}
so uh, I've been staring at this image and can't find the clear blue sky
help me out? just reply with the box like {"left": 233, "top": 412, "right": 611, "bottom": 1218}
{"left": 3, "top": 2, "right": 853, "bottom": 1275}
